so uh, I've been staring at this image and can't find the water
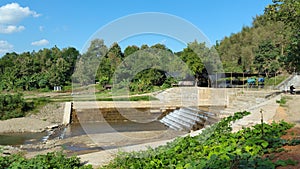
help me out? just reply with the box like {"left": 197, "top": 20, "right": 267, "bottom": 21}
{"left": 160, "top": 107, "right": 208, "bottom": 131}
{"left": 0, "top": 132, "right": 47, "bottom": 145}
{"left": 0, "top": 121, "right": 168, "bottom": 146}
{"left": 63, "top": 121, "right": 168, "bottom": 138}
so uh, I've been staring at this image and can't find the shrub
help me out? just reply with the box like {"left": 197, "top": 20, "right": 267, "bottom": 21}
{"left": 0, "top": 93, "right": 34, "bottom": 120}
{"left": 0, "top": 152, "right": 92, "bottom": 169}
{"left": 101, "top": 112, "right": 299, "bottom": 169}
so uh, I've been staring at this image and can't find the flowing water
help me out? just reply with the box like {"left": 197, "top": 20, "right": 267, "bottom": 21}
{"left": 0, "top": 121, "right": 170, "bottom": 146}
{"left": 0, "top": 107, "right": 217, "bottom": 148}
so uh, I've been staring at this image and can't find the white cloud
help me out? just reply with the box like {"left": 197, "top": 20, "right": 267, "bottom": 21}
{"left": 0, "top": 3, "right": 40, "bottom": 34}
{"left": 0, "top": 3, "right": 40, "bottom": 24}
{"left": 31, "top": 39, "right": 49, "bottom": 46}
{"left": 0, "top": 40, "right": 14, "bottom": 55}
{"left": 0, "top": 25, "right": 25, "bottom": 34}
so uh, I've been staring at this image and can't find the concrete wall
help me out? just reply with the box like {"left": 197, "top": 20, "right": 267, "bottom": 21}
{"left": 63, "top": 102, "right": 72, "bottom": 125}
{"left": 276, "top": 75, "right": 300, "bottom": 91}
{"left": 72, "top": 107, "right": 172, "bottom": 123}
{"left": 71, "top": 87, "right": 236, "bottom": 123}
{"left": 155, "top": 87, "right": 230, "bottom": 107}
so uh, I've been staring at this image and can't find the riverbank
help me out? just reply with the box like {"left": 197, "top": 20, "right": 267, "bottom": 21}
{"left": 0, "top": 102, "right": 65, "bottom": 133}
{"left": 2, "top": 93, "right": 300, "bottom": 168}
{"left": 78, "top": 94, "right": 300, "bottom": 167}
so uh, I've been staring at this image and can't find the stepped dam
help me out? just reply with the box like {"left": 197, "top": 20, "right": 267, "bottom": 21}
{"left": 65, "top": 87, "right": 232, "bottom": 131}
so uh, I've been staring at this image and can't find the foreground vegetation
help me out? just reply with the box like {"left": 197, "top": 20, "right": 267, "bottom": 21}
{"left": 101, "top": 111, "right": 300, "bottom": 169}
{"left": 0, "top": 112, "right": 299, "bottom": 168}
{"left": 1, "top": 0, "right": 297, "bottom": 95}
{"left": 0, "top": 152, "right": 92, "bottom": 169}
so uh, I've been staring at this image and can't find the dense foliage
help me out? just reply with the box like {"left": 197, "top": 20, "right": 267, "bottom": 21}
{"left": 0, "top": 46, "right": 79, "bottom": 91}
{"left": 1, "top": 0, "right": 298, "bottom": 93}
{"left": 0, "top": 93, "right": 33, "bottom": 120}
{"left": 217, "top": 0, "right": 300, "bottom": 74}
{"left": 101, "top": 111, "right": 299, "bottom": 169}
{"left": 0, "top": 152, "right": 92, "bottom": 169}
{"left": 73, "top": 39, "right": 218, "bottom": 93}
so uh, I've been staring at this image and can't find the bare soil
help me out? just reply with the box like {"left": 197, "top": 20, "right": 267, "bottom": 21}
{"left": 0, "top": 102, "right": 64, "bottom": 133}
{"left": 269, "top": 95, "right": 300, "bottom": 168}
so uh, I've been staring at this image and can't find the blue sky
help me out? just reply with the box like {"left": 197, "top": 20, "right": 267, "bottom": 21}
{"left": 0, "top": 0, "right": 272, "bottom": 56}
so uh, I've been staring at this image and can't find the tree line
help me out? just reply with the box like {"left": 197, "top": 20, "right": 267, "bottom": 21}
{"left": 216, "top": 0, "right": 300, "bottom": 76}
{"left": 0, "top": 0, "right": 298, "bottom": 92}
{"left": 72, "top": 39, "right": 220, "bottom": 93}
{"left": 0, "top": 46, "right": 79, "bottom": 91}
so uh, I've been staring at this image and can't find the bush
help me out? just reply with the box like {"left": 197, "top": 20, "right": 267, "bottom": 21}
{"left": 101, "top": 112, "right": 299, "bottom": 169}
{"left": 0, "top": 152, "right": 92, "bottom": 169}
{"left": 0, "top": 93, "right": 34, "bottom": 120}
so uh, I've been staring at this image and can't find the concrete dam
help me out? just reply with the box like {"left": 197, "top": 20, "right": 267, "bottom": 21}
{"left": 64, "top": 87, "right": 231, "bottom": 131}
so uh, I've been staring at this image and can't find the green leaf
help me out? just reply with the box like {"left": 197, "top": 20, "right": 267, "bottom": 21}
{"left": 261, "top": 141, "right": 269, "bottom": 148}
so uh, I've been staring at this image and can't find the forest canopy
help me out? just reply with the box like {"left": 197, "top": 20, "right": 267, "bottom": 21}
{"left": 0, "top": 0, "right": 298, "bottom": 92}
{"left": 216, "top": 0, "right": 300, "bottom": 75}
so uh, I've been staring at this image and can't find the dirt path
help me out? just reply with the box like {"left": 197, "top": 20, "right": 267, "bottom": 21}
{"left": 272, "top": 95, "right": 300, "bottom": 127}
{"left": 269, "top": 95, "right": 300, "bottom": 169}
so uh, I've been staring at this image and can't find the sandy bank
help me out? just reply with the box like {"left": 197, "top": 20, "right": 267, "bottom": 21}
{"left": 0, "top": 102, "right": 64, "bottom": 133}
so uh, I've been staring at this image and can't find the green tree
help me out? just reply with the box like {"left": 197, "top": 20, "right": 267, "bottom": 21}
{"left": 96, "top": 42, "right": 123, "bottom": 86}
{"left": 179, "top": 41, "right": 206, "bottom": 85}
{"left": 265, "top": 0, "right": 300, "bottom": 72}
{"left": 254, "top": 41, "right": 281, "bottom": 77}
{"left": 73, "top": 39, "right": 108, "bottom": 85}
{"left": 124, "top": 45, "right": 139, "bottom": 57}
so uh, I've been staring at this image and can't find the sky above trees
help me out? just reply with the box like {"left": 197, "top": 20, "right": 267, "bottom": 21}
{"left": 0, "top": 0, "right": 271, "bottom": 56}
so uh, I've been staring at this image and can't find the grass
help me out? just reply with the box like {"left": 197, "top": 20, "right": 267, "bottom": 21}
{"left": 26, "top": 97, "right": 52, "bottom": 114}
{"left": 264, "top": 74, "right": 289, "bottom": 86}
{"left": 24, "top": 90, "right": 158, "bottom": 103}
{"left": 276, "top": 96, "right": 292, "bottom": 107}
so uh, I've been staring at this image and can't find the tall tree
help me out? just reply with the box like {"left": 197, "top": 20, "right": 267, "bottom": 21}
{"left": 179, "top": 41, "right": 206, "bottom": 85}
{"left": 265, "top": 0, "right": 300, "bottom": 72}
{"left": 73, "top": 39, "right": 108, "bottom": 86}
{"left": 254, "top": 41, "right": 281, "bottom": 77}
{"left": 124, "top": 45, "right": 139, "bottom": 58}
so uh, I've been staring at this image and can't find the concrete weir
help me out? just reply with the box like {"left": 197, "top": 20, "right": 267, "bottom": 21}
{"left": 63, "top": 102, "right": 72, "bottom": 125}
{"left": 65, "top": 87, "right": 230, "bottom": 126}
{"left": 71, "top": 101, "right": 179, "bottom": 123}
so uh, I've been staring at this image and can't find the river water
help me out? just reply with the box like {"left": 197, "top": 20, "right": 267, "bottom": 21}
{"left": 0, "top": 132, "right": 47, "bottom": 145}
{"left": 0, "top": 121, "right": 171, "bottom": 146}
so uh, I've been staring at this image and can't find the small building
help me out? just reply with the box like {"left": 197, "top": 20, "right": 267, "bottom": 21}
{"left": 178, "top": 81, "right": 195, "bottom": 86}
{"left": 54, "top": 86, "right": 62, "bottom": 91}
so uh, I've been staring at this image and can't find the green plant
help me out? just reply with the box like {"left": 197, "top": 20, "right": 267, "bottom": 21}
{"left": 96, "top": 95, "right": 158, "bottom": 101}
{"left": 276, "top": 96, "right": 288, "bottom": 106}
{"left": 26, "top": 97, "right": 51, "bottom": 114}
{"left": 101, "top": 112, "right": 299, "bottom": 169}
{"left": 0, "top": 93, "right": 34, "bottom": 120}
{"left": 264, "top": 75, "right": 289, "bottom": 86}
{"left": 0, "top": 152, "right": 92, "bottom": 169}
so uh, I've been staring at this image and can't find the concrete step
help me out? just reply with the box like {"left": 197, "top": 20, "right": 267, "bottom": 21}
{"left": 164, "top": 115, "right": 192, "bottom": 130}
{"left": 160, "top": 118, "right": 182, "bottom": 130}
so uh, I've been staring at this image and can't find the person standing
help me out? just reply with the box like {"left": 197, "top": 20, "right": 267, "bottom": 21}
{"left": 290, "top": 84, "right": 295, "bottom": 94}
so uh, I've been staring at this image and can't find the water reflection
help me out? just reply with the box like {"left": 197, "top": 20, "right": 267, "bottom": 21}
{"left": 0, "top": 121, "right": 169, "bottom": 146}
{"left": 0, "top": 132, "right": 47, "bottom": 145}
{"left": 64, "top": 121, "right": 168, "bottom": 138}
